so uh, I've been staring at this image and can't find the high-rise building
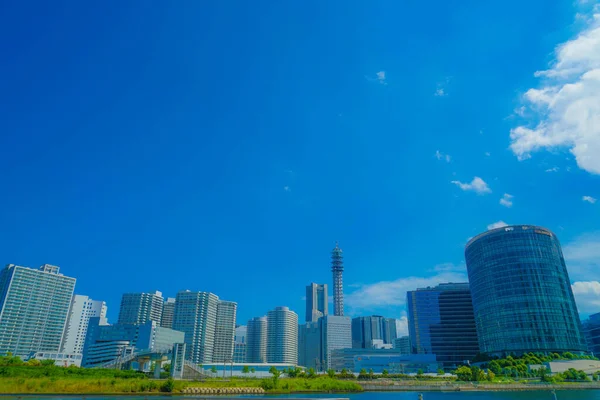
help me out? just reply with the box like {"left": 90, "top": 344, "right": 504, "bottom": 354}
{"left": 583, "top": 313, "right": 600, "bottom": 357}
{"left": 331, "top": 243, "right": 344, "bottom": 316}
{"left": 117, "top": 291, "right": 163, "bottom": 326}
{"left": 172, "top": 291, "right": 219, "bottom": 364}
{"left": 298, "top": 321, "right": 321, "bottom": 370}
{"left": 406, "top": 283, "right": 479, "bottom": 369}
{"left": 321, "top": 315, "right": 351, "bottom": 370}
{"left": 61, "top": 295, "right": 108, "bottom": 355}
{"left": 306, "top": 283, "right": 328, "bottom": 322}
{"left": 161, "top": 298, "right": 176, "bottom": 329}
{"left": 212, "top": 300, "right": 237, "bottom": 363}
{"left": 233, "top": 325, "right": 247, "bottom": 363}
{"left": 465, "top": 225, "right": 588, "bottom": 356}
{"left": 267, "top": 307, "right": 298, "bottom": 364}
{"left": 0, "top": 264, "right": 76, "bottom": 357}
{"left": 394, "top": 336, "right": 411, "bottom": 354}
{"left": 351, "top": 316, "right": 398, "bottom": 348}
{"left": 246, "top": 317, "right": 267, "bottom": 363}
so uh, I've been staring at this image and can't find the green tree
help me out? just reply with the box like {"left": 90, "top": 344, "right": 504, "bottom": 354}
{"left": 455, "top": 366, "right": 473, "bottom": 381}
{"left": 369, "top": 369, "right": 374, "bottom": 380}
{"left": 416, "top": 369, "right": 424, "bottom": 377}
{"left": 437, "top": 369, "right": 445, "bottom": 376}
{"left": 250, "top": 367, "right": 256, "bottom": 375}
{"left": 162, "top": 363, "right": 171, "bottom": 373}
{"left": 307, "top": 368, "right": 316, "bottom": 379}
{"left": 486, "top": 370, "right": 495, "bottom": 382}
{"left": 26, "top": 359, "right": 41, "bottom": 366}
{"left": 211, "top": 366, "right": 218, "bottom": 376}
{"left": 242, "top": 365, "right": 250, "bottom": 375}
{"left": 327, "top": 369, "right": 336, "bottom": 378}
{"left": 40, "top": 359, "right": 56, "bottom": 367}
{"left": 160, "top": 377, "right": 175, "bottom": 393}
{"left": 358, "top": 368, "right": 368, "bottom": 380}
{"left": 470, "top": 365, "right": 484, "bottom": 381}
{"left": 269, "top": 366, "right": 282, "bottom": 387}
{"left": 488, "top": 360, "right": 502, "bottom": 375}
{"left": 382, "top": 369, "right": 389, "bottom": 377}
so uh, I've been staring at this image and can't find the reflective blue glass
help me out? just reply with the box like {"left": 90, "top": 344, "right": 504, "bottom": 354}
{"left": 465, "top": 225, "right": 587, "bottom": 356}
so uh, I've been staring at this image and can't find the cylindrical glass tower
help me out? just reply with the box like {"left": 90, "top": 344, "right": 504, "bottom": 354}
{"left": 465, "top": 225, "right": 588, "bottom": 356}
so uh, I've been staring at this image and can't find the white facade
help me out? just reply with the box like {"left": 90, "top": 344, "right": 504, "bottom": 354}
{"left": 117, "top": 291, "right": 163, "bottom": 326}
{"left": 322, "top": 315, "right": 351, "bottom": 370}
{"left": 61, "top": 295, "right": 108, "bottom": 354}
{"left": 267, "top": 306, "right": 298, "bottom": 365}
{"left": 212, "top": 300, "right": 237, "bottom": 362}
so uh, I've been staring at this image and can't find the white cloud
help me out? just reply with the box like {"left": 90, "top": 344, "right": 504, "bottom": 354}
{"left": 435, "top": 150, "right": 451, "bottom": 162}
{"left": 545, "top": 166, "right": 560, "bottom": 172}
{"left": 487, "top": 221, "right": 508, "bottom": 230}
{"left": 451, "top": 177, "right": 492, "bottom": 194}
{"left": 583, "top": 195, "right": 597, "bottom": 203}
{"left": 434, "top": 88, "right": 446, "bottom": 97}
{"left": 283, "top": 186, "right": 291, "bottom": 192}
{"left": 500, "top": 193, "right": 514, "bottom": 208}
{"left": 431, "top": 262, "right": 466, "bottom": 273}
{"left": 572, "top": 281, "right": 600, "bottom": 314}
{"left": 510, "top": 13, "right": 600, "bottom": 175}
{"left": 376, "top": 71, "right": 386, "bottom": 84}
{"left": 396, "top": 316, "right": 409, "bottom": 337}
{"left": 563, "top": 232, "right": 600, "bottom": 280}
{"left": 515, "top": 106, "right": 526, "bottom": 116}
{"left": 345, "top": 271, "right": 467, "bottom": 311}
{"left": 485, "top": 152, "right": 491, "bottom": 157}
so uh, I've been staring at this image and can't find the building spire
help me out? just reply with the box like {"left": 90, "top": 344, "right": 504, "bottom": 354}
{"left": 331, "top": 242, "right": 344, "bottom": 316}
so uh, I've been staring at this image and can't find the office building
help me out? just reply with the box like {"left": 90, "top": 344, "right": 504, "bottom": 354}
{"left": 161, "top": 298, "right": 176, "bottom": 329}
{"left": 330, "top": 348, "right": 438, "bottom": 373}
{"left": 583, "top": 313, "right": 600, "bottom": 356}
{"left": 246, "top": 317, "right": 267, "bottom": 363}
{"left": 394, "top": 336, "right": 411, "bottom": 354}
{"left": 212, "top": 300, "right": 237, "bottom": 362}
{"left": 465, "top": 225, "right": 588, "bottom": 356}
{"left": 267, "top": 307, "right": 298, "bottom": 364}
{"left": 0, "top": 264, "right": 76, "bottom": 357}
{"left": 82, "top": 317, "right": 184, "bottom": 368}
{"left": 61, "top": 295, "right": 108, "bottom": 355}
{"left": 233, "top": 325, "right": 247, "bottom": 363}
{"left": 322, "top": 315, "right": 351, "bottom": 370}
{"left": 352, "top": 316, "right": 398, "bottom": 348}
{"left": 306, "top": 283, "right": 328, "bottom": 322}
{"left": 331, "top": 243, "right": 344, "bottom": 316}
{"left": 172, "top": 290, "right": 219, "bottom": 364}
{"left": 406, "top": 283, "right": 479, "bottom": 369}
{"left": 117, "top": 291, "right": 163, "bottom": 326}
{"left": 298, "top": 321, "right": 321, "bottom": 370}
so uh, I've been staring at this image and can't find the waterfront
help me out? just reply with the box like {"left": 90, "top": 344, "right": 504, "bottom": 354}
{"left": 0, "top": 392, "right": 600, "bottom": 400}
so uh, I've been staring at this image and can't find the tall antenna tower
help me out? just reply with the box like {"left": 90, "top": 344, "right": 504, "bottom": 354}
{"left": 331, "top": 242, "right": 344, "bottom": 316}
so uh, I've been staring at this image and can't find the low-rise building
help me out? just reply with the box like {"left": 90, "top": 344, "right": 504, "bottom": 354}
{"left": 29, "top": 352, "right": 83, "bottom": 367}
{"left": 529, "top": 360, "right": 600, "bottom": 376}
{"left": 330, "top": 348, "right": 438, "bottom": 373}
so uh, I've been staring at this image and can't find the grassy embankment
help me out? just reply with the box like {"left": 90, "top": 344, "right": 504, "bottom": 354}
{"left": 0, "top": 366, "right": 362, "bottom": 394}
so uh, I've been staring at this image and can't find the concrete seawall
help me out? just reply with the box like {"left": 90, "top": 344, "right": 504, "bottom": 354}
{"left": 182, "top": 387, "right": 266, "bottom": 394}
{"left": 359, "top": 382, "right": 600, "bottom": 391}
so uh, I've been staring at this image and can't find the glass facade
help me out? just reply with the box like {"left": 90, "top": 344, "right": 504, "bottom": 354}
{"left": 582, "top": 313, "right": 600, "bottom": 357}
{"left": 305, "top": 283, "right": 328, "bottom": 322}
{"left": 465, "top": 225, "right": 587, "bottom": 356}
{"left": 407, "top": 283, "right": 479, "bottom": 369}
{"left": 246, "top": 316, "right": 267, "bottom": 363}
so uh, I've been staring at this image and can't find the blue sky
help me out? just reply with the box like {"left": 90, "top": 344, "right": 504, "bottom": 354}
{"left": 1, "top": 1, "right": 599, "bottom": 331}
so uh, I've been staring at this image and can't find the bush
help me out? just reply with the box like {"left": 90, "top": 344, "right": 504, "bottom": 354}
{"left": 160, "top": 377, "right": 175, "bottom": 393}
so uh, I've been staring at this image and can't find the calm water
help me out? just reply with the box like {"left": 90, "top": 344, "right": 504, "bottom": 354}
{"left": 0, "top": 392, "right": 599, "bottom": 400}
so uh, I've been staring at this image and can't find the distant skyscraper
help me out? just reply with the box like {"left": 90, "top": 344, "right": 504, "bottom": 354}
{"left": 117, "top": 291, "right": 163, "bottom": 326}
{"left": 394, "top": 336, "right": 411, "bottom": 354}
{"left": 465, "top": 225, "right": 588, "bottom": 356}
{"left": 61, "top": 295, "right": 107, "bottom": 355}
{"left": 172, "top": 290, "right": 219, "bottom": 364}
{"left": 298, "top": 321, "right": 322, "bottom": 370}
{"left": 331, "top": 242, "right": 344, "bottom": 316}
{"left": 351, "top": 316, "right": 398, "bottom": 348}
{"left": 161, "top": 298, "right": 176, "bottom": 329}
{"left": 212, "top": 300, "right": 237, "bottom": 363}
{"left": 407, "top": 283, "right": 479, "bottom": 369}
{"left": 246, "top": 317, "right": 267, "bottom": 363}
{"left": 583, "top": 313, "right": 600, "bottom": 357}
{"left": 306, "top": 283, "right": 328, "bottom": 322}
{"left": 321, "top": 315, "right": 351, "bottom": 370}
{"left": 233, "top": 325, "right": 247, "bottom": 363}
{"left": 0, "top": 264, "right": 76, "bottom": 357}
{"left": 267, "top": 306, "right": 298, "bottom": 364}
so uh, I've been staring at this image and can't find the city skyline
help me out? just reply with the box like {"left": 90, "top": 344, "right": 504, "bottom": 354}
{"left": 1, "top": 0, "right": 600, "bottom": 329}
